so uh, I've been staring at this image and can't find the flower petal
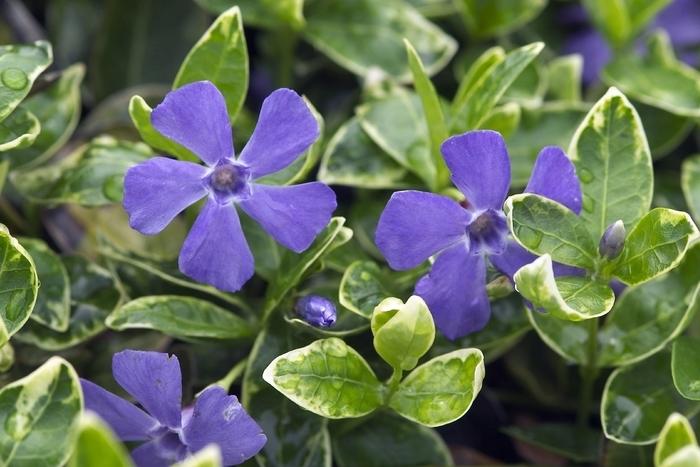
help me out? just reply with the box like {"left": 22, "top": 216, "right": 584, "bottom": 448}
{"left": 525, "top": 146, "right": 582, "bottom": 214}
{"left": 415, "top": 244, "right": 490, "bottom": 339}
{"left": 123, "top": 157, "right": 208, "bottom": 235}
{"left": 80, "top": 379, "right": 157, "bottom": 441}
{"left": 178, "top": 199, "right": 254, "bottom": 292}
{"left": 239, "top": 182, "right": 336, "bottom": 253}
{"left": 375, "top": 190, "right": 471, "bottom": 270}
{"left": 151, "top": 81, "right": 234, "bottom": 166}
{"left": 131, "top": 441, "right": 176, "bottom": 467}
{"left": 238, "top": 89, "right": 319, "bottom": 179}
{"left": 562, "top": 29, "right": 610, "bottom": 85}
{"left": 182, "top": 386, "right": 267, "bottom": 465}
{"left": 112, "top": 350, "right": 182, "bottom": 430}
{"left": 440, "top": 130, "right": 511, "bottom": 211}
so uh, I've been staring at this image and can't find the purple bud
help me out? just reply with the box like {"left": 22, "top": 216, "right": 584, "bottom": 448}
{"left": 599, "top": 220, "right": 626, "bottom": 260}
{"left": 295, "top": 295, "right": 337, "bottom": 328}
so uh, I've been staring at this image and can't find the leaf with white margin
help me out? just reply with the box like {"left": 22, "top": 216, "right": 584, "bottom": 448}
{"left": 568, "top": 87, "right": 653, "bottom": 240}
{"left": 514, "top": 255, "right": 614, "bottom": 321}
{"left": 263, "top": 337, "right": 384, "bottom": 419}
{"left": 660, "top": 445, "right": 700, "bottom": 467}
{"left": 173, "top": 445, "right": 222, "bottom": 467}
{"left": 388, "top": 348, "right": 484, "bottom": 427}
{"left": 0, "top": 357, "right": 82, "bottom": 466}
{"left": 0, "top": 41, "right": 52, "bottom": 122}
{"left": 0, "top": 107, "right": 39, "bottom": 151}
{"left": 654, "top": 413, "right": 698, "bottom": 467}
{"left": 611, "top": 208, "right": 698, "bottom": 286}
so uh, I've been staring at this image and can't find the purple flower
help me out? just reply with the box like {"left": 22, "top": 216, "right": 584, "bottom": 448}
{"left": 295, "top": 295, "right": 337, "bottom": 327}
{"left": 375, "top": 130, "right": 582, "bottom": 339}
{"left": 80, "top": 350, "right": 266, "bottom": 466}
{"left": 123, "top": 81, "right": 337, "bottom": 292}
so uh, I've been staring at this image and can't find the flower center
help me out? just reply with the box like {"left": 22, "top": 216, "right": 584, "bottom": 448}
{"left": 467, "top": 209, "right": 508, "bottom": 255}
{"left": 206, "top": 162, "right": 251, "bottom": 204}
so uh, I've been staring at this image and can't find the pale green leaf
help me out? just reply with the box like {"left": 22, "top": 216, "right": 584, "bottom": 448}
{"left": 69, "top": 412, "right": 133, "bottom": 467}
{"left": 568, "top": 87, "right": 653, "bottom": 240}
{"left": 0, "top": 357, "right": 82, "bottom": 467}
{"left": 547, "top": 55, "right": 583, "bottom": 103}
{"left": 0, "top": 41, "right": 52, "bottom": 122}
{"left": 655, "top": 413, "right": 697, "bottom": 467}
{"left": 388, "top": 348, "right": 484, "bottom": 427}
{"left": 263, "top": 337, "right": 384, "bottom": 418}
{"left": 173, "top": 445, "right": 222, "bottom": 467}
{"left": 174, "top": 6, "right": 248, "bottom": 122}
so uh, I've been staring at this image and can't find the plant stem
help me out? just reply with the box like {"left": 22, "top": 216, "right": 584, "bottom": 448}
{"left": 199, "top": 357, "right": 249, "bottom": 396}
{"left": 577, "top": 317, "right": 600, "bottom": 428}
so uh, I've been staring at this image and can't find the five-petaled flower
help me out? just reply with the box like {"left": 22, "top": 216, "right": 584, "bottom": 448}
{"left": 123, "top": 81, "right": 337, "bottom": 292}
{"left": 81, "top": 350, "right": 266, "bottom": 466}
{"left": 375, "top": 130, "right": 582, "bottom": 339}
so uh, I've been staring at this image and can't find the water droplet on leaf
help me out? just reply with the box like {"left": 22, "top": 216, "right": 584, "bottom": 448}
{"left": 582, "top": 195, "right": 595, "bottom": 213}
{"left": 1, "top": 68, "right": 28, "bottom": 90}
{"left": 102, "top": 174, "right": 123, "bottom": 202}
{"left": 578, "top": 168, "right": 594, "bottom": 183}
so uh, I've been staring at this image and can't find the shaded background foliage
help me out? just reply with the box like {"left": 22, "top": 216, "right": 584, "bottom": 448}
{"left": 1, "top": 0, "right": 700, "bottom": 465}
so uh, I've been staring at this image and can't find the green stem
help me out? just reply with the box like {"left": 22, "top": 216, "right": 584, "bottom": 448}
{"left": 198, "top": 357, "right": 249, "bottom": 397}
{"left": 577, "top": 317, "right": 600, "bottom": 428}
{"left": 384, "top": 367, "right": 403, "bottom": 403}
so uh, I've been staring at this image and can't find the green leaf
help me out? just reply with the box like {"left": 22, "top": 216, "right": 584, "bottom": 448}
{"left": 3, "top": 63, "right": 84, "bottom": 167}
{"left": 264, "top": 217, "right": 352, "bottom": 315}
{"left": 0, "top": 225, "right": 38, "bottom": 346}
{"left": 0, "top": 41, "right": 52, "bottom": 122}
{"left": 451, "top": 46, "right": 504, "bottom": 115}
{"left": 0, "top": 342, "right": 14, "bottom": 372}
{"left": 612, "top": 208, "right": 697, "bottom": 286}
{"left": 655, "top": 413, "right": 698, "bottom": 467}
{"left": 331, "top": 413, "right": 453, "bottom": 467}
{"left": 456, "top": 0, "right": 546, "bottom": 37}
{"left": 582, "top": 0, "right": 630, "bottom": 46}
{"left": 405, "top": 39, "right": 449, "bottom": 189}
{"left": 638, "top": 103, "right": 692, "bottom": 160}
{"left": 243, "top": 318, "right": 331, "bottom": 466}
{"left": 480, "top": 102, "right": 521, "bottom": 138}
{"left": 388, "top": 348, "right": 484, "bottom": 427}
{"left": 605, "top": 441, "right": 655, "bottom": 466}
{"left": 682, "top": 155, "right": 700, "bottom": 221}
{"left": 505, "top": 193, "right": 598, "bottom": 269}
{"left": 503, "top": 423, "right": 600, "bottom": 462}
{"left": 547, "top": 55, "right": 583, "bottom": 103}
{"left": 502, "top": 61, "right": 547, "bottom": 106}
{"left": 303, "top": 0, "right": 456, "bottom": 79}
{"left": 339, "top": 260, "right": 391, "bottom": 318}
{"left": 174, "top": 6, "right": 248, "bottom": 122}
{"left": 568, "top": 87, "right": 653, "bottom": 240}
{"left": 69, "top": 413, "right": 133, "bottom": 467}
{"left": 527, "top": 309, "right": 589, "bottom": 364}
{"left": 194, "top": 0, "right": 304, "bottom": 29}
{"left": 598, "top": 243, "right": 700, "bottom": 367}
{"left": 107, "top": 295, "right": 254, "bottom": 340}
{"left": 172, "top": 445, "right": 222, "bottom": 467}
{"left": 602, "top": 352, "right": 699, "bottom": 445}
{"left": 603, "top": 32, "right": 700, "bottom": 118}
{"left": 318, "top": 117, "right": 416, "bottom": 189}
{"left": 20, "top": 238, "right": 70, "bottom": 332}
{"left": 263, "top": 337, "right": 383, "bottom": 418}
{"left": 672, "top": 336, "right": 700, "bottom": 400}
{"left": 452, "top": 42, "right": 543, "bottom": 132}
{"left": 371, "top": 296, "right": 435, "bottom": 371}
{"left": 0, "top": 107, "right": 39, "bottom": 151}
{"left": 358, "top": 87, "right": 435, "bottom": 187}
{"left": 508, "top": 102, "right": 588, "bottom": 186}
{"left": 14, "top": 255, "right": 120, "bottom": 351}
{"left": 0, "top": 357, "right": 82, "bottom": 467}
{"left": 11, "top": 136, "right": 151, "bottom": 206}
{"left": 128, "top": 95, "right": 198, "bottom": 162}
{"left": 514, "top": 255, "right": 614, "bottom": 321}
{"left": 435, "top": 295, "right": 530, "bottom": 363}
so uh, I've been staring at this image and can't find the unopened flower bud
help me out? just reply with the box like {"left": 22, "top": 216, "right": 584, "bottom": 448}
{"left": 295, "top": 295, "right": 337, "bottom": 328}
{"left": 599, "top": 220, "right": 626, "bottom": 260}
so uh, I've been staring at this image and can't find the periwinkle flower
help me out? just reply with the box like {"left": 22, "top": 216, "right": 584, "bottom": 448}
{"left": 599, "top": 220, "right": 626, "bottom": 260}
{"left": 295, "top": 295, "right": 337, "bottom": 327}
{"left": 80, "top": 350, "right": 266, "bottom": 466}
{"left": 123, "top": 81, "right": 337, "bottom": 292}
{"left": 375, "top": 130, "right": 582, "bottom": 339}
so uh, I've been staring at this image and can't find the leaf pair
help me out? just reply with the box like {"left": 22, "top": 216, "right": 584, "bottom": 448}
{"left": 263, "top": 296, "right": 484, "bottom": 427}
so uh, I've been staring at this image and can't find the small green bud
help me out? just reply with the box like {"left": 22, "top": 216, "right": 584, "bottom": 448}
{"left": 599, "top": 220, "right": 626, "bottom": 260}
{"left": 371, "top": 296, "right": 435, "bottom": 371}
